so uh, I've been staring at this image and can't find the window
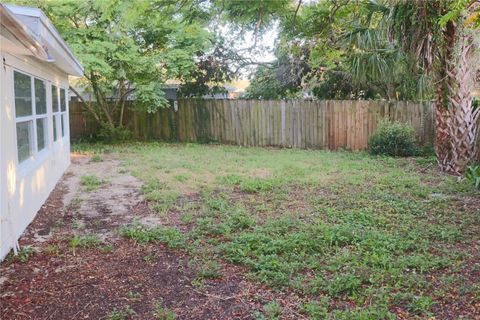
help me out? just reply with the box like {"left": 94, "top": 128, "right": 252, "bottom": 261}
{"left": 34, "top": 78, "right": 48, "bottom": 151}
{"left": 60, "top": 88, "right": 67, "bottom": 137}
{"left": 14, "top": 70, "right": 49, "bottom": 164}
{"left": 52, "top": 85, "right": 61, "bottom": 141}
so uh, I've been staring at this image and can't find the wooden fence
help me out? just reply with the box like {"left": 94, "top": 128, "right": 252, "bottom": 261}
{"left": 70, "top": 99, "right": 437, "bottom": 150}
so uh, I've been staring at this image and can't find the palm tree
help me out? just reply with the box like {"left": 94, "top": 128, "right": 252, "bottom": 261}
{"left": 355, "top": 0, "right": 479, "bottom": 173}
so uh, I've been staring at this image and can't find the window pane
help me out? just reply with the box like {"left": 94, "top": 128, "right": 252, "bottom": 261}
{"left": 16, "top": 121, "right": 32, "bottom": 162}
{"left": 52, "top": 85, "right": 59, "bottom": 112}
{"left": 37, "top": 118, "right": 47, "bottom": 151}
{"left": 53, "top": 115, "right": 58, "bottom": 141}
{"left": 60, "top": 88, "right": 67, "bottom": 112}
{"left": 14, "top": 71, "right": 32, "bottom": 117}
{"left": 35, "top": 78, "right": 47, "bottom": 114}
{"left": 61, "top": 114, "right": 65, "bottom": 137}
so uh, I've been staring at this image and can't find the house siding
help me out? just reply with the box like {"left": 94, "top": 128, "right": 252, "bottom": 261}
{"left": 0, "top": 51, "right": 71, "bottom": 260}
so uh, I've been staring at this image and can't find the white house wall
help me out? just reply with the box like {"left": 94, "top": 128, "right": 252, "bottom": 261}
{"left": 0, "top": 51, "right": 71, "bottom": 260}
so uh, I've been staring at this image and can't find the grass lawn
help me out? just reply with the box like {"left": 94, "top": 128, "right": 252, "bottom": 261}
{"left": 70, "top": 142, "right": 479, "bottom": 319}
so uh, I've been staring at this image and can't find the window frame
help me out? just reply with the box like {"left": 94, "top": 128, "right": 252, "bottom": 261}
{"left": 51, "top": 84, "right": 60, "bottom": 142}
{"left": 13, "top": 69, "right": 50, "bottom": 167}
{"left": 59, "top": 87, "right": 68, "bottom": 139}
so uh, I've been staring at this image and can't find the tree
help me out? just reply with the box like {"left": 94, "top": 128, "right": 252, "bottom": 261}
{"left": 244, "top": 65, "right": 286, "bottom": 99}
{"left": 387, "top": 0, "right": 479, "bottom": 173}
{"left": 23, "top": 0, "right": 214, "bottom": 136}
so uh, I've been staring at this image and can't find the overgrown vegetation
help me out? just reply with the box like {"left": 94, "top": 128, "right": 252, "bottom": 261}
{"left": 368, "top": 120, "right": 418, "bottom": 157}
{"left": 466, "top": 165, "right": 480, "bottom": 189}
{"left": 77, "top": 142, "right": 479, "bottom": 319}
{"left": 8, "top": 246, "right": 35, "bottom": 263}
{"left": 70, "top": 234, "right": 103, "bottom": 255}
{"left": 119, "top": 222, "right": 185, "bottom": 248}
{"left": 80, "top": 174, "right": 104, "bottom": 192}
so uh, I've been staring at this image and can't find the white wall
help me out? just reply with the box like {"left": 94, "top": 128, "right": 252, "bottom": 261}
{"left": 0, "top": 51, "right": 71, "bottom": 260}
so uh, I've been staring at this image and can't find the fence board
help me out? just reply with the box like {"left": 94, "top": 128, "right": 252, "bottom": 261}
{"left": 69, "top": 99, "right": 480, "bottom": 154}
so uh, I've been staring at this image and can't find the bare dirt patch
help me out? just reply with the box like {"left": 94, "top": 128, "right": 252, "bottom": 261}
{"left": 0, "top": 153, "right": 299, "bottom": 320}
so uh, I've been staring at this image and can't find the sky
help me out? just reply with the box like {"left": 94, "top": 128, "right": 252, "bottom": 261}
{"left": 213, "top": 21, "right": 279, "bottom": 79}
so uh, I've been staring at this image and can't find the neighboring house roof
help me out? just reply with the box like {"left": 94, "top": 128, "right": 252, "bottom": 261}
{"left": 1, "top": 3, "right": 83, "bottom": 77}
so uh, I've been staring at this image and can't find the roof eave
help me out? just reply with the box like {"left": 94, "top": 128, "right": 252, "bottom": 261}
{"left": 0, "top": 4, "right": 50, "bottom": 61}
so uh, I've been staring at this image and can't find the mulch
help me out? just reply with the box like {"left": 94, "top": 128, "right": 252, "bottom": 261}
{"left": 0, "top": 176, "right": 301, "bottom": 320}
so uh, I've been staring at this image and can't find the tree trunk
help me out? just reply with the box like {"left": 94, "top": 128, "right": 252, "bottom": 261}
{"left": 446, "top": 28, "right": 479, "bottom": 174}
{"left": 434, "top": 83, "right": 451, "bottom": 171}
{"left": 434, "top": 20, "right": 456, "bottom": 172}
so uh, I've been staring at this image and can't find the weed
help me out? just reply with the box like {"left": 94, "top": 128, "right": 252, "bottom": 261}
{"left": 153, "top": 301, "right": 176, "bottom": 320}
{"left": 80, "top": 174, "right": 103, "bottom": 191}
{"left": 300, "top": 298, "right": 330, "bottom": 319}
{"left": 127, "top": 291, "right": 142, "bottom": 300}
{"left": 180, "top": 212, "right": 195, "bottom": 224}
{"left": 99, "top": 245, "right": 114, "bottom": 253}
{"left": 173, "top": 173, "right": 189, "bottom": 182}
{"left": 407, "top": 295, "right": 435, "bottom": 316}
{"left": 44, "top": 244, "right": 61, "bottom": 256}
{"left": 105, "top": 306, "right": 135, "bottom": 320}
{"left": 196, "top": 260, "right": 222, "bottom": 279}
{"left": 263, "top": 301, "right": 282, "bottom": 319}
{"left": 71, "top": 142, "right": 478, "bottom": 319}
{"left": 70, "top": 234, "right": 102, "bottom": 255}
{"left": 143, "top": 252, "right": 156, "bottom": 262}
{"left": 90, "top": 154, "right": 103, "bottom": 162}
{"left": 10, "top": 246, "right": 35, "bottom": 263}
{"left": 240, "top": 178, "right": 277, "bottom": 193}
{"left": 119, "top": 223, "right": 186, "bottom": 248}
{"left": 72, "top": 219, "right": 85, "bottom": 229}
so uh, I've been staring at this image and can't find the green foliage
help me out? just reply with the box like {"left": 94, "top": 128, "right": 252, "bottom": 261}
{"left": 153, "top": 302, "right": 176, "bottom": 320}
{"left": 195, "top": 260, "right": 222, "bottom": 280}
{"left": 80, "top": 174, "right": 104, "bottom": 191}
{"left": 244, "top": 66, "right": 287, "bottom": 99}
{"left": 119, "top": 222, "right": 186, "bottom": 248}
{"left": 262, "top": 301, "right": 283, "bottom": 320}
{"left": 90, "top": 154, "right": 103, "bottom": 162}
{"left": 10, "top": 246, "right": 35, "bottom": 263}
{"left": 23, "top": 0, "right": 214, "bottom": 140}
{"left": 72, "top": 142, "right": 479, "bottom": 319}
{"left": 140, "top": 179, "right": 179, "bottom": 214}
{"left": 300, "top": 299, "right": 330, "bottom": 319}
{"left": 368, "top": 120, "right": 417, "bottom": 157}
{"left": 105, "top": 306, "right": 135, "bottom": 320}
{"left": 70, "top": 234, "right": 103, "bottom": 255}
{"left": 465, "top": 165, "right": 480, "bottom": 189}
{"left": 98, "top": 124, "right": 132, "bottom": 143}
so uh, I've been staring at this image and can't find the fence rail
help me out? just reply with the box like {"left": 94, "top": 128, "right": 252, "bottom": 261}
{"left": 70, "top": 99, "right": 437, "bottom": 150}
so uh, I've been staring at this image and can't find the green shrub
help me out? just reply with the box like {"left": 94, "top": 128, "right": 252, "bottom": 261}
{"left": 368, "top": 120, "right": 417, "bottom": 157}
{"left": 465, "top": 165, "right": 480, "bottom": 189}
{"left": 98, "top": 123, "right": 132, "bottom": 143}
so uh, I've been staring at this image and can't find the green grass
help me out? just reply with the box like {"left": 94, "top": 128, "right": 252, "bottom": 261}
{"left": 70, "top": 234, "right": 103, "bottom": 255}
{"left": 105, "top": 306, "right": 135, "bottom": 320}
{"left": 80, "top": 174, "right": 104, "bottom": 191}
{"left": 119, "top": 221, "right": 186, "bottom": 248}
{"left": 74, "top": 142, "right": 479, "bottom": 319}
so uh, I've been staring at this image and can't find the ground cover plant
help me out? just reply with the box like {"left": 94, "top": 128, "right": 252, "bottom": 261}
{"left": 71, "top": 142, "right": 479, "bottom": 319}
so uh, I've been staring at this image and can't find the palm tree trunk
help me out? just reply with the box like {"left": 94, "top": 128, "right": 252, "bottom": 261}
{"left": 434, "top": 20, "right": 456, "bottom": 172}
{"left": 446, "top": 29, "right": 479, "bottom": 174}
{"left": 434, "top": 83, "right": 451, "bottom": 171}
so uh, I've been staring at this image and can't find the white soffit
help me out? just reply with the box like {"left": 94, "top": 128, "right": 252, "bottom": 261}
{"left": 2, "top": 3, "right": 83, "bottom": 77}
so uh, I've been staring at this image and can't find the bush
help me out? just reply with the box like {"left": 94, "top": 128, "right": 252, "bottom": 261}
{"left": 368, "top": 120, "right": 417, "bottom": 157}
{"left": 98, "top": 123, "right": 132, "bottom": 142}
{"left": 465, "top": 165, "right": 480, "bottom": 189}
